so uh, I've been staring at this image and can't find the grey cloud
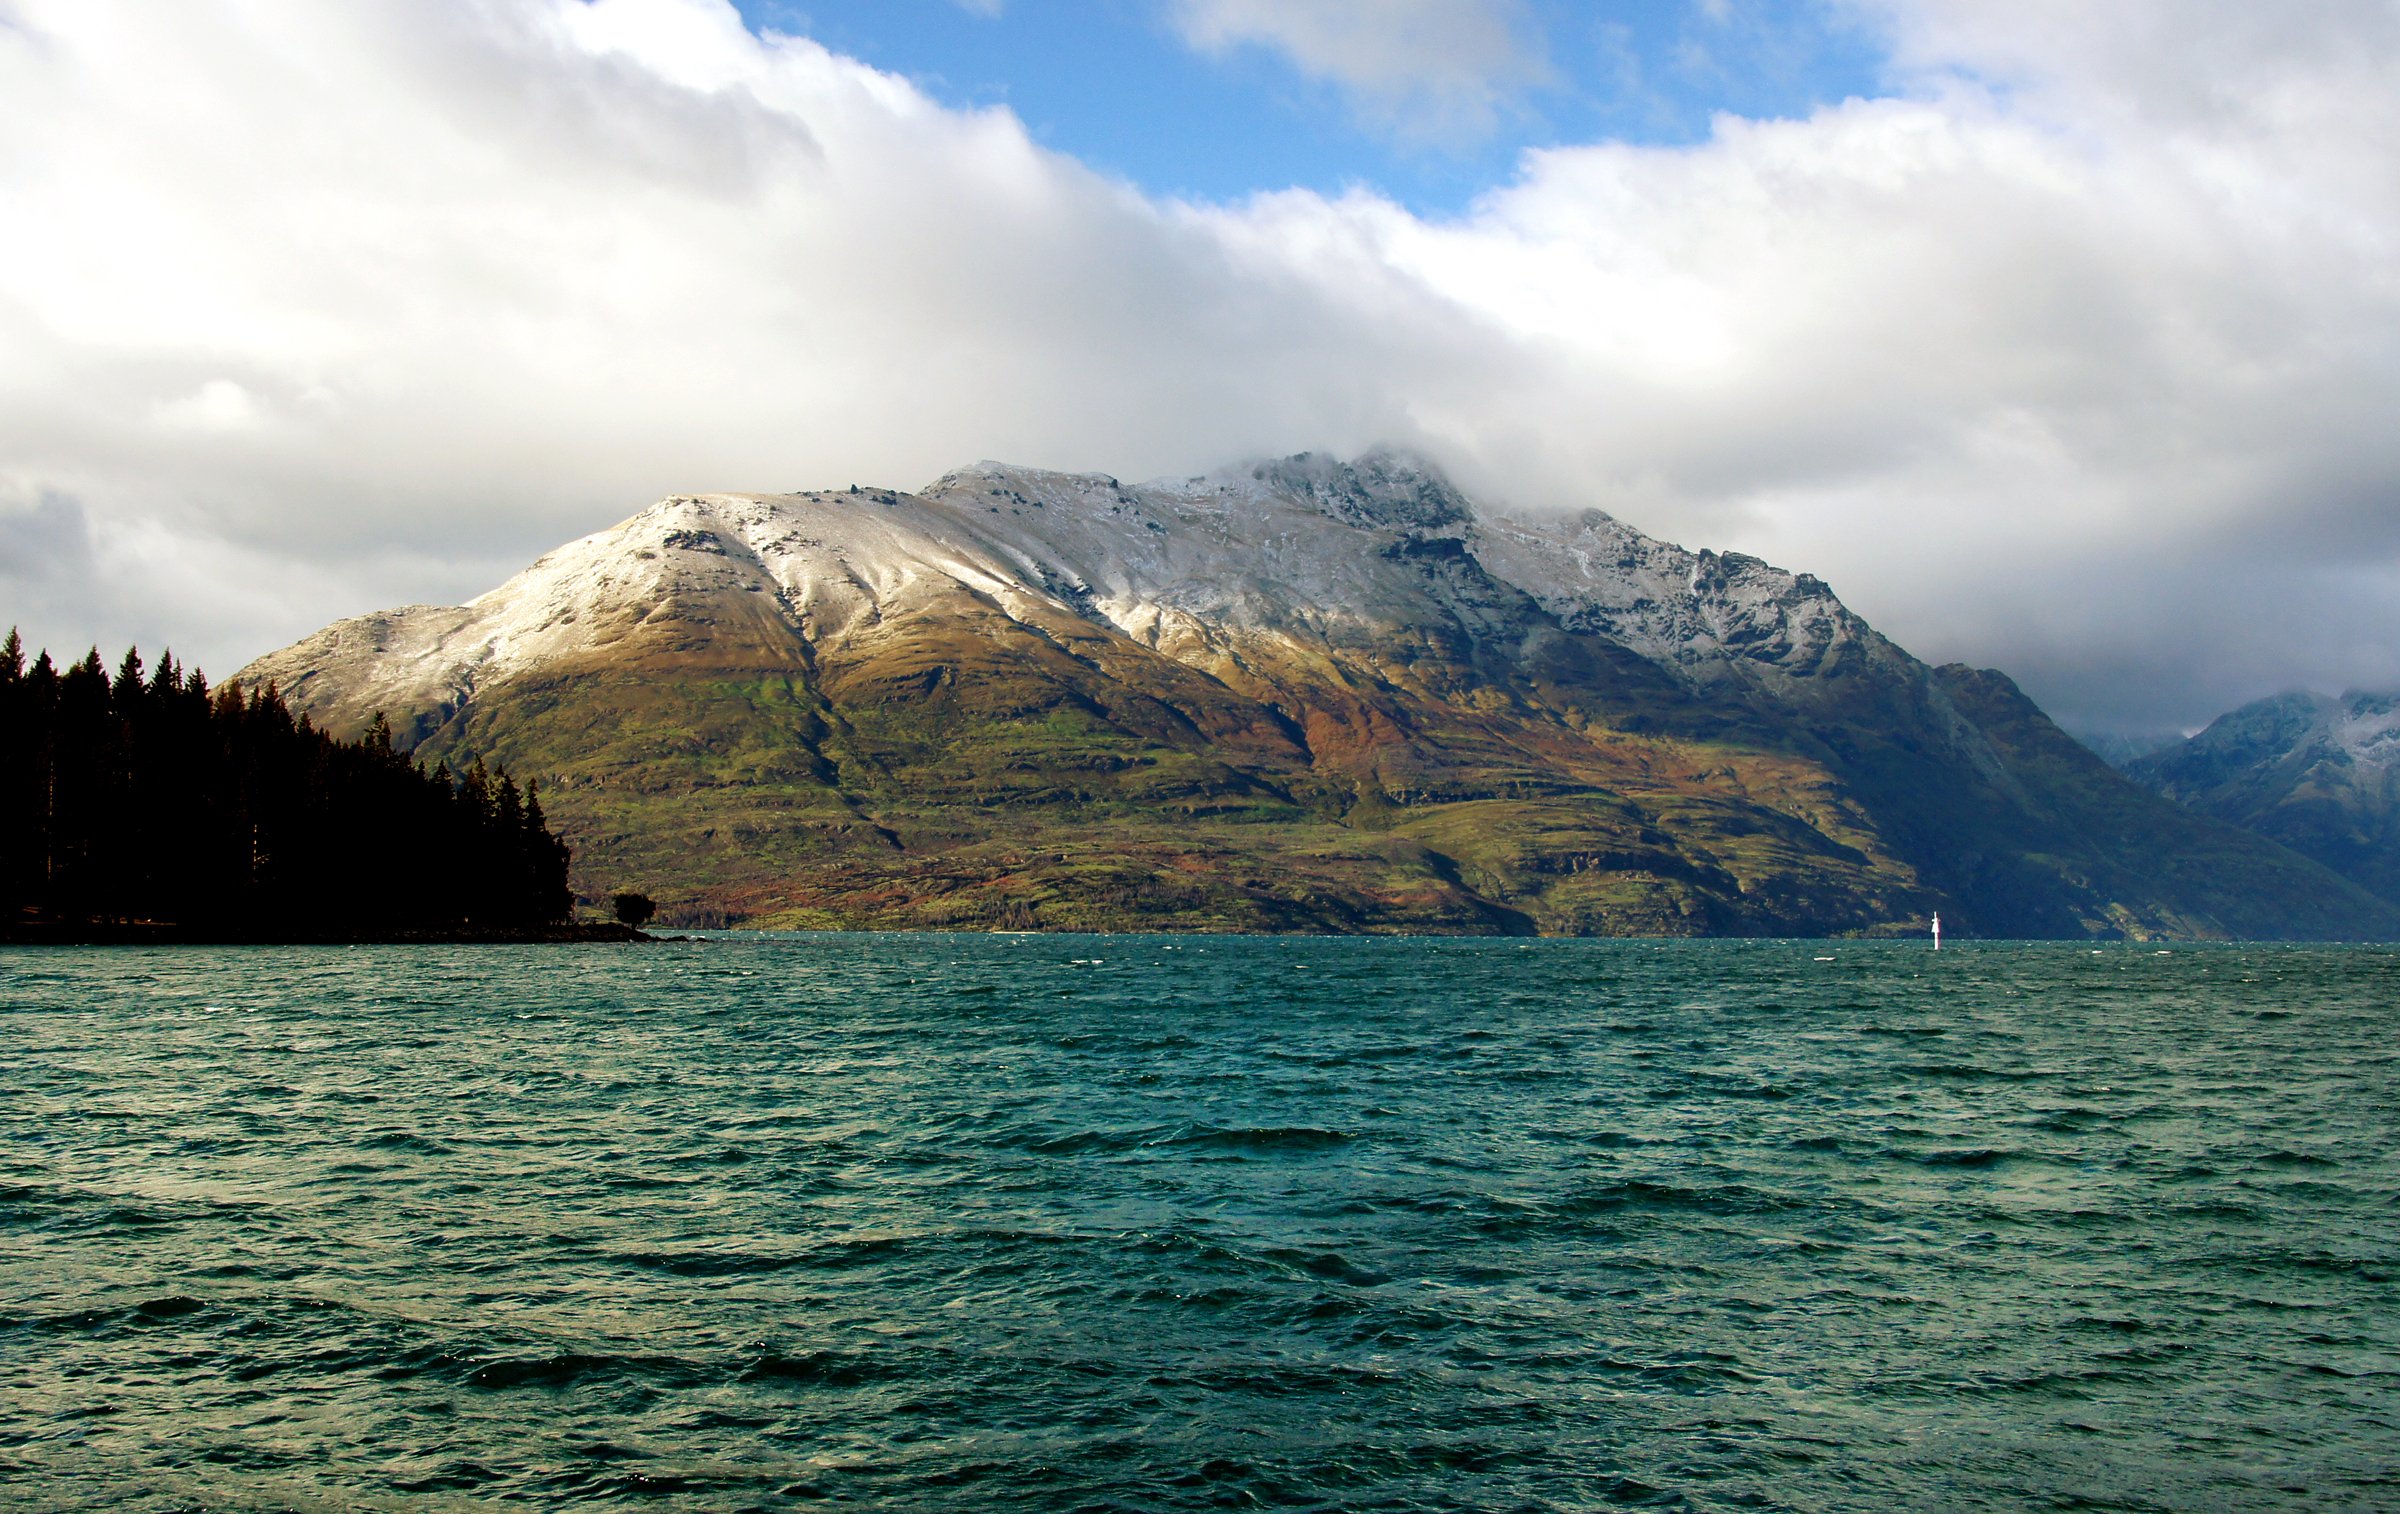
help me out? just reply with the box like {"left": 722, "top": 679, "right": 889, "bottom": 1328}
{"left": 1853, "top": 0, "right": 2400, "bottom": 133}
{"left": 0, "top": 491, "right": 95, "bottom": 592}
{"left": 0, "top": 490, "right": 290, "bottom": 674}
{"left": 1164, "top": 0, "right": 1551, "bottom": 139}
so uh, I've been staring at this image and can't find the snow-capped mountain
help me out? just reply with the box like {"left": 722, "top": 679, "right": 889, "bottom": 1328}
{"left": 242, "top": 451, "right": 2395, "bottom": 938}
{"left": 257, "top": 450, "right": 1906, "bottom": 727}
{"left": 2129, "top": 690, "right": 2400, "bottom": 906}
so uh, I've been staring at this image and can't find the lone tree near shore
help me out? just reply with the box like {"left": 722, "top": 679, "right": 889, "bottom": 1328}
{"left": 612, "top": 891, "right": 656, "bottom": 928}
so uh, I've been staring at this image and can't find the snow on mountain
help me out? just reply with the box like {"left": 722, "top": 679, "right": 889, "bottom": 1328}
{"left": 2330, "top": 694, "right": 2400, "bottom": 769}
{"left": 246, "top": 449, "right": 1891, "bottom": 722}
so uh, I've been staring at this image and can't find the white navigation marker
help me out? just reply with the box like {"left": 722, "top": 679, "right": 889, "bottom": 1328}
{"left": 1932, "top": 912, "right": 1942, "bottom": 950}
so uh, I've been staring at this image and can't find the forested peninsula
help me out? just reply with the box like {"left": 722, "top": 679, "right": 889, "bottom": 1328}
{"left": 0, "top": 632, "right": 633, "bottom": 943}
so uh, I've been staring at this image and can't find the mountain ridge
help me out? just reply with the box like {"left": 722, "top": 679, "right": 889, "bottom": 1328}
{"left": 241, "top": 451, "right": 2399, "bottom": 939}
{"left": 2127, "top": 689, "right": 2400, "bottom": 907}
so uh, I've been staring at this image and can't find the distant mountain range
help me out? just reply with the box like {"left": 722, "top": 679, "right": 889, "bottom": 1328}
{"left": 240, "top": 451, "right": 2397, "bottom": 938}
{"left": 2124, "top": 691, "right": 2400, "bottom": 908}
{"left": 2067, "top": 728, "right": 2183, "bottom": 770}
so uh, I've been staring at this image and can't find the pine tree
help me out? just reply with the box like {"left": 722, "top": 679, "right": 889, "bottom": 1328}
{"left": 111, "top": 647, "right": 145, "bottom": 706}
{"left": 0, "top": 629, "right": 30, "bottom": 916}
{"left": 3, "top": 642, "right": 578, "bottom": 935}
{"left": 522, "top": 780, "right": 571, "bottom": 922}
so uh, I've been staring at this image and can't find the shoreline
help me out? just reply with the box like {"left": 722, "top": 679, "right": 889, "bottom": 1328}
{"left": 0, "top": 920, "right": 656, "bottom": 946}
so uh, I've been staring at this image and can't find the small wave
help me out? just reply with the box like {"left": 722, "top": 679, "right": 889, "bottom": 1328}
{"left": 599, "top": 1171, "right": 704, "bottom": 1190}
{"left": 1173, "top": 1124, "right": 1353, "bottom": 1152}
{"left": 83, "top": 1201, "right": 210, "bottom": 1231}
{"left": 192, "top": 1261, "right": 294, "bottom": 1280}
{"left": 549, "top": 1468, "right": 695, "bottom": 1497}
{"left": 464, "top": 1350, "right": 701, "bottom": 1390}
{"left": 1564, "top": 1180, "right": 1808, "bottom": 1217}
{"left": 1596, "top": 1350, "right": 1766, "bottom": 1388}
{"left": 132, "top": 1294, "right": 208, "bottom": 1319}
{"left": 465, "top": 1353, "right": 615, "bottom": 1389}
{"left": 360, "top": 1131, "right": 452, "bottom": 1153}
{"left": 1960, "top": 1366, "right": 2137, "bottom": 1398}
{"left": 1022, "top": 1124, "right": 1173, "bottom": 1155}
{"left": 2171, "top": 1198, "right": 2263, "bottom": 1221}
{"left": 1341, "top": 1190, "right": 1486, "bottom": 1219}
{"left": 799, "top": 1234, "right": 916, "bottom": 1269}
{"left": 1118, "top": 1281, "right": 1254, "bottom": 1311}
{"left": 1891, "top": 1146, "right": 2020, "bottom": 1168}
{"left": 6, "top": 1187, "right": 274, "bottom": 1236}
{"left": 1260, "top": 1247, "right": 1392, "bottom": 1287}
{"left": 8, "top": 1292, "right": 229, "bottom": 1338}
{"left": 2065, "top": 1315, "right": 2150, "bottom": 1335}
{"left": 607, "top": 1247, "right": 807, "bottom": 1277}
{"left": 1025, "top": 1123, "right": 1353, "bottom": 1156}
{"left": 1696, "top": 1079, "right": 1794, "bottom": 1100}
{"left": 386, "top": 1460, "right": 507, "bottom": 1493}
{"left": 738, "top": 1348, "right": 889, "bottom": 1387}
{"left": 1161, "top": 1362, "right": 1404, "bottom": 1398}
{"left": 2254, "top": 1149, "right": 2339, "bottom": 1168}
{"left": 669, "top": 1146, "right": 753, "bottom": 1166}
{"left": 1902, "top": 1062, "right": 2048, "bottom": 1081}
{"left": 2024, "top": 1107, "right": 2110, "bottom": 1132}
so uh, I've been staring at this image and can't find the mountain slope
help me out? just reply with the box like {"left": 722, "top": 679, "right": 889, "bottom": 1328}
{"left": 241, "top": 452, "right": 2399, "bottom": 939}
{"left": 2127, "top": 690, "right": 2400, "bottom": 906}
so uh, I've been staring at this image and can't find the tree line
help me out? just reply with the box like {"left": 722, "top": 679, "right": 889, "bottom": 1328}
{"left": 0, "top": 631, "right": 571, "bottom": 935}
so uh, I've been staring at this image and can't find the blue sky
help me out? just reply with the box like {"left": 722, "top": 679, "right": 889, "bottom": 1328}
{"left": 733, "top": 1, "right": 1890, "bottom": 213}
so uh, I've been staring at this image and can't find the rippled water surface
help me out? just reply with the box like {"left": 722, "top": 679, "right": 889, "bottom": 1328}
{"left": 5, "top": 936, "right": 2398, "bottom": 1511}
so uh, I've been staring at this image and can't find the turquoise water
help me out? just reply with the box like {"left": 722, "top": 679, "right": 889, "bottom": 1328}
{"left": 4, "top": 936, "right": 2397, "bottom": 1511}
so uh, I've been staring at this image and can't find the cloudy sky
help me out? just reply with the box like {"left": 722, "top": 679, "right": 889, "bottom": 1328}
{"left": 3, "top": 0, "right": 2397, "bottom": 738}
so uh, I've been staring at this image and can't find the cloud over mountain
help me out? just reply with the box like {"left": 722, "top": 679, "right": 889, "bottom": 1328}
{"left": 2, "top": 0, "right": 2396, "bottom": 735}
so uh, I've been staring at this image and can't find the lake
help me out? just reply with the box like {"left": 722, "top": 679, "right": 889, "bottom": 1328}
{"left": 4, "top": 936, "right": 2396, "bottom": 1511}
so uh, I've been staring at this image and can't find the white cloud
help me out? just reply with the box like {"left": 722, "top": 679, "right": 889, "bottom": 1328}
{"left": 1854, "top": 0, "right": 2400, "bottom": 131}
{"left": 1163, "top": 0, "right": 1550, "bottom": 139}
{"left": 2, "top": 0, "right": 2397, "bottom": 736}
{"left": 150, "top": 379, "right": 266, "bottom": 435}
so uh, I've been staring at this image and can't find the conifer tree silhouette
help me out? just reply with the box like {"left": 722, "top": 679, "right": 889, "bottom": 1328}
{"left": 1, "top": 632, "right": 579, "bottom": 936}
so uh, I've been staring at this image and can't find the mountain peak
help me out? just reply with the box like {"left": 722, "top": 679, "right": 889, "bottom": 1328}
{"left": 1217, "top": 448, "right": 1472, "bottom": 533}
{"left": 925, "top": 461, "right": 1126, "bottom": 499}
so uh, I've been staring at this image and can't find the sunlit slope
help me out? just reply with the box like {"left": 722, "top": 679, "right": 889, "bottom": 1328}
{"left": 243, "top": 453, "right": 2399, "bottom": 938}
